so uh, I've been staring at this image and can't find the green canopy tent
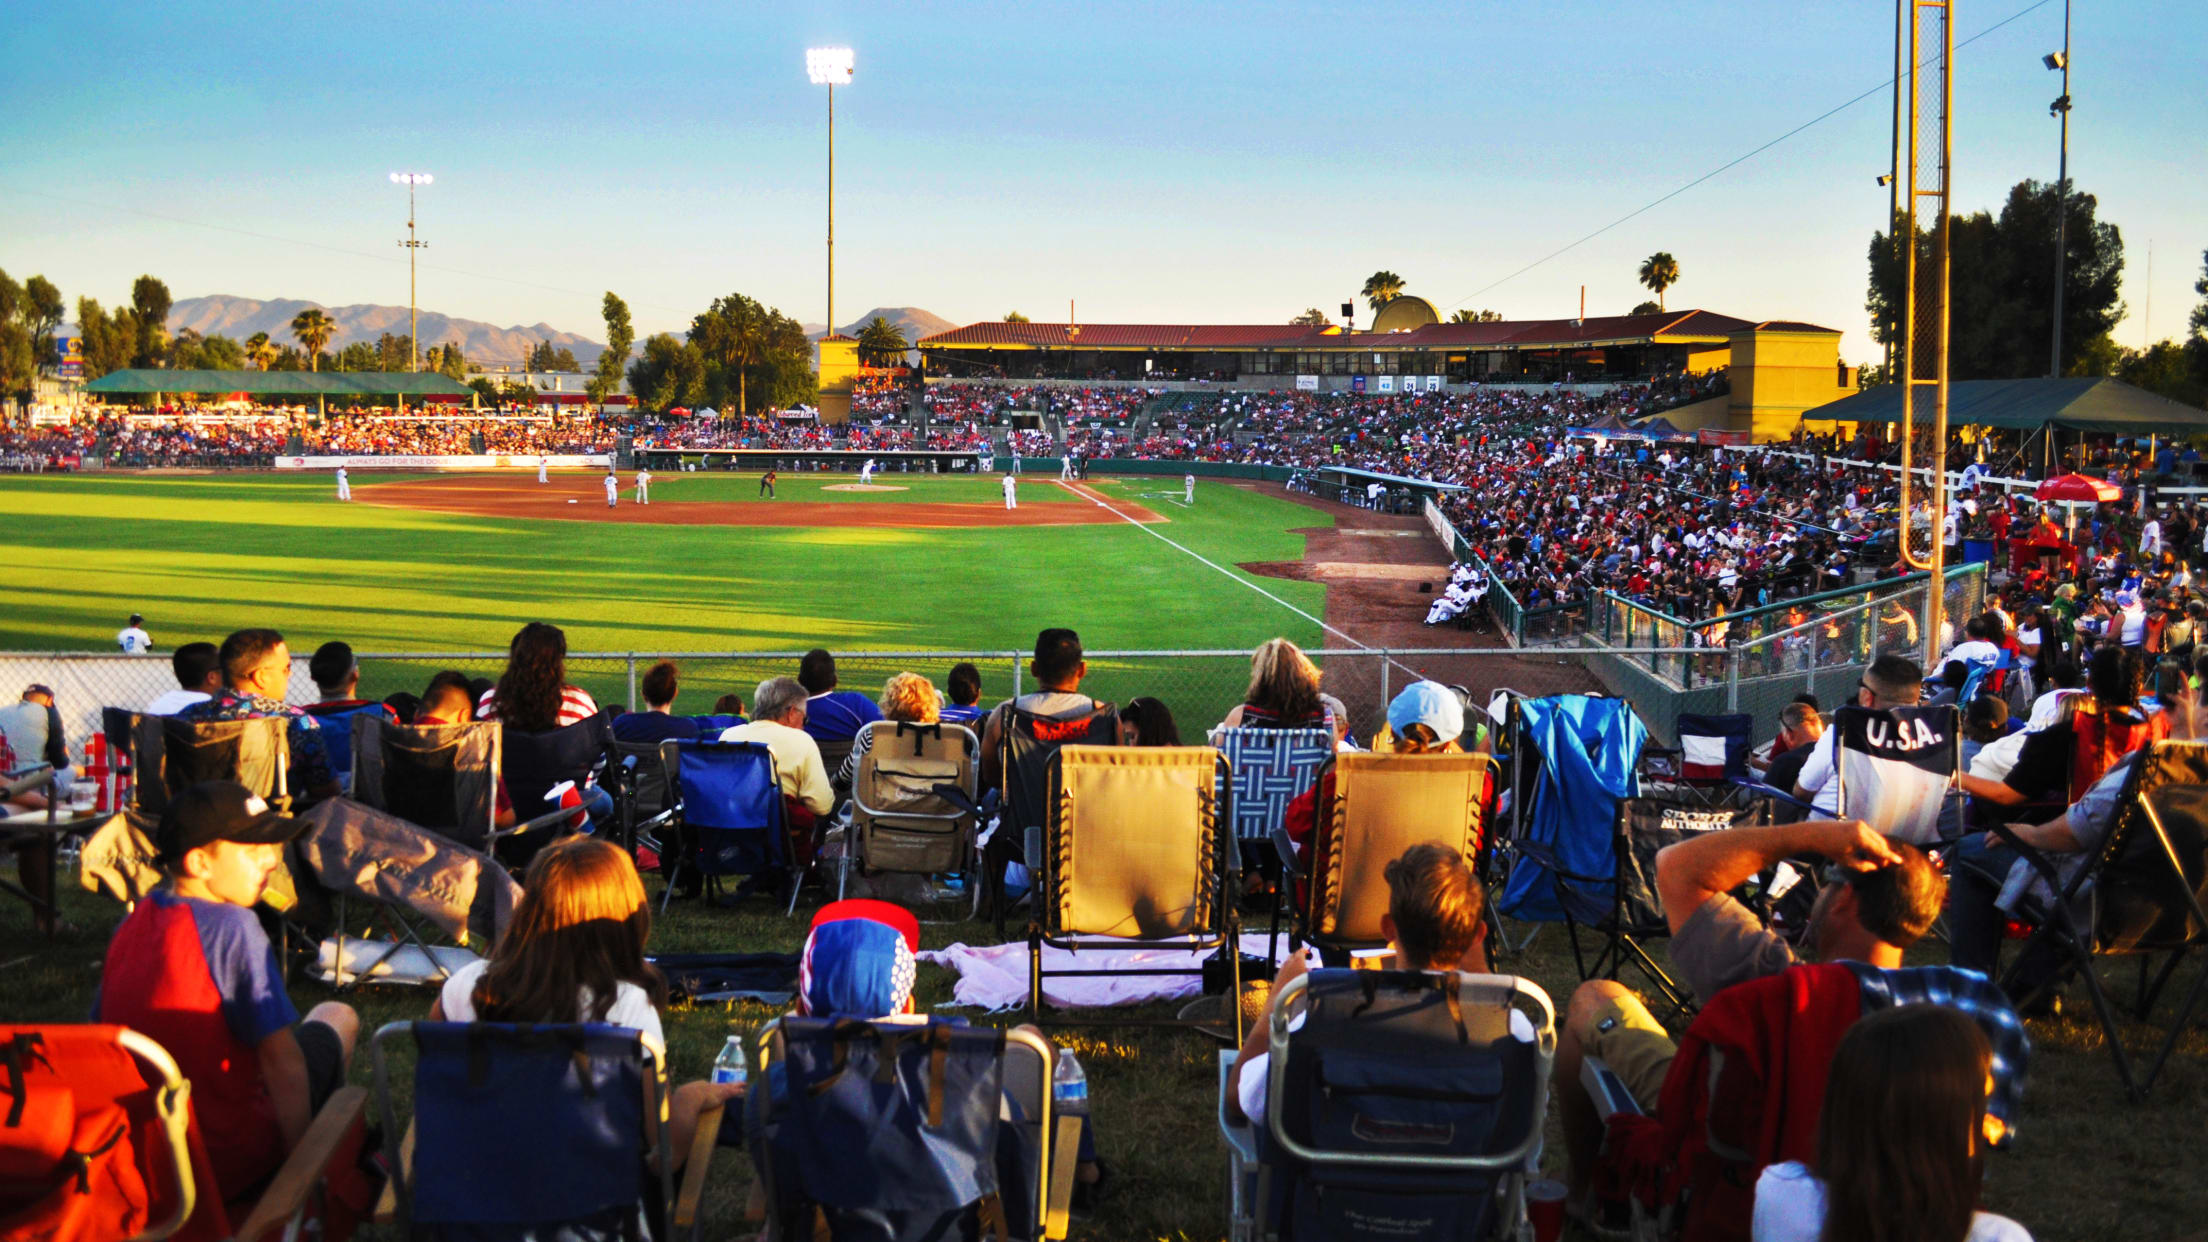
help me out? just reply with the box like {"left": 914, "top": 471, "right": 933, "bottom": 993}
{"left": 1803, "top": 377, "right": 2208, "bottom": 476}
{"left": 80, "top": 369, "right": 475, "bottom": 416}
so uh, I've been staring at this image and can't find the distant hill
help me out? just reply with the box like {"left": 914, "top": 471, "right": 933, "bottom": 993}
{"left": 168, "top": 294, "right": 605, "bottom": 368}
{"left": 807, "top": 306, "right": 955, "bottom": 363}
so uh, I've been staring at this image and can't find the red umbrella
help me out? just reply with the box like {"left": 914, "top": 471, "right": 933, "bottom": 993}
{"left": 2034, "top": 473, "right": 2122, "bottom": 503}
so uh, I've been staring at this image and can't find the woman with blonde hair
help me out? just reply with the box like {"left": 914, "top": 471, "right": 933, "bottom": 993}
{"left": 1214, "top": 638, "right": 1333, "bottom": 735}
{"left": 833, "top": 671, "right": 943, "bottom": 791}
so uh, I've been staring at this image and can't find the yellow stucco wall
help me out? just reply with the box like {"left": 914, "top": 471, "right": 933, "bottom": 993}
{"left": 1728, "top": 328, "right": 1856, "bottom": 442}
{"left": 816, "top": 337, "right": 860, "bottom": 425}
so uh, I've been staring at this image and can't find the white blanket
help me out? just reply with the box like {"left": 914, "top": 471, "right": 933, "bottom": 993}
{"left": 921, "top": 934, "right": 1286, "bottom": 1011}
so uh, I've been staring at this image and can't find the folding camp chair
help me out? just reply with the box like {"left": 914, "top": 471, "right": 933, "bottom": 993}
{"left": 1274, "top": 752, "right": 1496, "bottom": 958}
{"left": 1493, "top": 694, "right": 1647, "bottom": 929}
{"left": 1830, "top": 703, "right": 1961, "bottom": 847}
{"left": 371, "top": 1021, "right": 671, "bottom": 1242}
{"left": 614, "top": 739, "right": 673, "bottom": 858}
{"left": 1219, "top": 970, "right": 1554, "bottom": 1242}
{"left": 0, "top": 1024, "right": 371, "bottom": 1242}
{"left": 300, "top": 703, "right": 390, "bottom": 795}
{"left": 1990, "top": 739, "right": 2208, "bottom": 1099}
{"left": 652, "top": 739, "right": 790, "bottom": 913}
{"left": 1673, "top": 712, "right": 1754, "bottom": 785}
{"left": 1027, "top": 744, "right": 1241, "bottom": 1035}
{"left": 849, "top": 719, "right": 981, "bottom": 902}
{"left": 352, "top": 716, "right": 576, "bottom": 857}
{"left": 1215, "top": 727, "right": 1333, "bottom": 876}
{"left": 497, "top": 712, "right": 615, "bottom": 867}
{"left": 1542, "top": 797, "right": 1771, "bottom": 1020}
{"left": 990, "top": 701, "right": 1120, "bottom": 935}
{"left": 122, "top": 713, "right": 290, "bottom": 816}
{"left": 715, "top": 1019, "right": 1074, "bottom": 1242}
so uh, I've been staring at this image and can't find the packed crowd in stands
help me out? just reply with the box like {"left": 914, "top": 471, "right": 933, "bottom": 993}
{"left": 22, "top": 614, "right": 2162, "bottom": 1240}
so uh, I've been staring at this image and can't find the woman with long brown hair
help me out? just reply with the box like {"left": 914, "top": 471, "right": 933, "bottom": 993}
{"left": 476, "top": 621, "right": 601, "bottom": 730}
{"left": 1213, "top": 638, "right": 1332, "bottom": 735}
{"left": 1753, "top": 1005, "right": 2029, "bottom": 1242}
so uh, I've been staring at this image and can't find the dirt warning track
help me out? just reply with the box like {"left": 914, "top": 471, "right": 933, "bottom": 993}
{"left": 358, "top": 474, "right": 1165, "bottom": 529}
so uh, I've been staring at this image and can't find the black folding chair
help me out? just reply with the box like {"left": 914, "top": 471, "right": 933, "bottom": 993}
{"left": 498, "top": 712, "right": 616, "bottom": 868}
{"left": 1990, "top": 739, "right": 2208, "bottom": 1099}
{"left": 123, "top": 712, "right": 290, "bottom": 814}
{"left": 990, "top": 701, "right": 1119, "bottom": 936}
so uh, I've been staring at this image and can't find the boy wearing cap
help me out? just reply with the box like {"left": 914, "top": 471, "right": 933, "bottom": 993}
{"left": 91, "top": 781, "right": 358, "bottom": 1203}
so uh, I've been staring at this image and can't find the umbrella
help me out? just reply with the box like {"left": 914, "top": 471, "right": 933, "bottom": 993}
{"left": 668, "top": 407, "right": 690, "bottom": 418}
{"left": 2034, "top": 473, "right": 2121, "bottom": 503}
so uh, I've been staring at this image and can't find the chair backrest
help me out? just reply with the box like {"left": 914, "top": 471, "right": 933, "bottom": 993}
{"left": 1495, "top": 694, "right": 1647, "bottom": 924}
{"left": 1043, "top": 744, "right": 1227, "bottom": 940}
{"left": 351, "top": 717, "right": 500, "bottom": 846}
{"left": 499, "top": 712, "right": 613, "bottom": 823}
{"left": 1833, "top": 704, "right": 1959, "bottom": 846}
{"left": 128, "top": 714, "right": 290, "bottom": 816}
{"left": 300, "top": 703, "right": 388, "bottom": 783}
{"left": 2084, "top": 740, "right": 2208, "bottom": 955}
{"left": 374, "top": 1021, "right": 666, "bottom": 1240}
{"left": 0, "top": 1025, "right": 217, "bottom": 1242}
{"left": 852, "top": 720, "right": 980, "bottom": 876}
{"left": 1315, "top": 753, "right": 1494, "bottom": 948}
{"left": 751, "top": 1019, "right": 1055, "bottom": 1242}
{"left": 1260, "top": 970, "right": 1553, "bottom": 1242}
{"left": 613, "top": 740, "right": 673, "bottom": 823}
{"left": 667, "top": 739, "right": 787, "bottom": 877}
{"left": 1215, "top": 727, "right": 1333, "bottom": 843}
{"left": 1000, "top": 700, "right": 1119, "bottom": 834}
{"left": 1609, "top": 798, "right": 1769, "bottom": 934}
{"left": 1674, "top": 712, "right": 1753, "bottom": 784}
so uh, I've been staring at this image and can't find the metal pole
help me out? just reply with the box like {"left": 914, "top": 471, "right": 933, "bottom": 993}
{"left": 2048, "top": 0, "right": 2072, "bottom": 377}
{"left": 408, "top": 183, "right": 418, "bottom": 372}
{"left": 827, "top": 82, "right": 835, "bottom": 342}
{"left": 626, "top": 655, "right": 638, "bottom": 711}
{"left": 1886, "top": 0, "right": 1907, "bottom": 383}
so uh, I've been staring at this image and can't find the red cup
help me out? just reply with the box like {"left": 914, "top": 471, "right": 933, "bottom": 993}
{"left": 1525, "top": 1178, "right": 1568, "bottom": 1242}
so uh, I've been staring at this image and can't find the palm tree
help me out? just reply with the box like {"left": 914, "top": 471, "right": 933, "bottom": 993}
{"left": 1449, "top": 308, "right": 1503, "bottom": 324}
{"left": 245, "top": 332, "right": 279, "bottom": 370}
{"left": 290, "top": 308, "right": 336, "bottom": 372}
{"left": 856, "top": 316, "right": 909, "bottom": 367}
{"left": 1361, "top": 271, "right": 1406, "bottom": 312}
{"left": 1637, "top": 252, "right": 1680, "bottom": 312}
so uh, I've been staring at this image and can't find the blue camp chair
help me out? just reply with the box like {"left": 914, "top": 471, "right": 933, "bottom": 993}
{"left": 301, "top": 702, "right": 390, "bottom": 792}
{"left": 1219, "top": 970, "right": 1555, "bottom": 1242}
{"left": 1215, "top": 727, "right": 1334, "bottom": 869}
{"left": 1672, "top": 712, "right": 1753, "bottom": 786}
{"left": 371, "top": 1021, "right": 672, "bottom": 1242}
{"left": 1495, "top": 694, "right": 1648, "bottom": 925}
{"left": 653, "top": 739, "right": 789, "bottom": 913}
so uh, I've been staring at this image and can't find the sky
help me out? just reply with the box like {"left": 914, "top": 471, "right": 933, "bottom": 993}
{"left": 3, "top": 1, "right": 2203, "bottom": 363}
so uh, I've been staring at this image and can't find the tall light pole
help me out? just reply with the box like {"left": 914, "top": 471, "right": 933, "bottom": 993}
{"left": 2045, "top": 1, "right": 2072, "bottom": 377}
{"left": 806, "top": 48, "right": 854, "bottom": 339}
{"left": 390, "top": 172, "right": 432, "bottom": 372}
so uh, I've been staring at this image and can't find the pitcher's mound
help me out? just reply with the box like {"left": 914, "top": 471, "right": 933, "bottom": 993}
{"left": 822, "top": 483, "right": 909, "bottom": 492}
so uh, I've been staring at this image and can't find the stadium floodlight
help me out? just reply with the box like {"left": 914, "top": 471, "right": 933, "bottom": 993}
{"left": 2044, "top": 0, "right": 2072, "bottom": 376}
{"left": 806, "top": 47, "right": 854, "bottom": 340}
{"left": 390, "top": 172, "right": 432, "bottom": 373}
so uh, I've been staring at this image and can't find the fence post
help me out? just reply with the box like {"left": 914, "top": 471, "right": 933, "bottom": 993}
{"left": 1010, "top": 652, "right": 1022, "bottom": 701}
{"left": 1379, "top": 651, "right": 1391, "bottom": 717}
{"left": 1725, "top": 648, "right": 1741, "bottom": 713}
{"left": 626, "top": 655, "right": 638, "bottom": 711}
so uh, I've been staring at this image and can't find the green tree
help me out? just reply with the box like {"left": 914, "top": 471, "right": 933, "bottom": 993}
{"left": 373, "top": 333, "right": 415, "bottom": 371}
{"left": 2189, "top": 249, "right": 2208, "bottom": 389}
{"left": 2117, "top": 340, "right": 2204, "bottom": 407}
{"left": 588, "top": 292, "right": 634, "bottom": 402}
{"left": 194, "top": 333, "right": 246, "bottom": 370}
{"left": 1361, "top": 271, "right": 1405, "bottom": 312}
{"left": 856, "top": 316, "right": 909, "bottom": 366}
{"left": 164, "top": 327, "right": 202, "bottom": 369}
{"left": 129, "top": 275, "right": 172, "bottom": 368}
{"left": 290, "top": 308, "right": 337, "bottom": 372}
{"left": 1629, "top": 301, "right": 1662, "bottom": 315}
{"left": 1867, "top": 179, "right": 2124, "bottom": 379}
{"left": 468, "top": 376, "right": 500, "bottom": 405}
{"left": 690, "top": 293, "right": 770, "bottom": 416}
{"left": 627, "top": 333, "right": 706, "bottom": 410}
{"left": 1637, "top": 252, "right": 1680, "bottom": 312}
{"left": 1290, "top": 308, "right": 1331, "bottom": 326}
{"left": 245, "top": 332, "right": 277, "bottom": 370}
{"left": 527, "top": 339, "right": 581, "bottom": 372}
{"left": 22, "top": 275, "right": 63, "bottom": 363}
{"left": 76, "top": 298, "right": 139, "bottom": 379}
{"left": 1449, "top": 308, "right": 1504, "bottom": 323}
{"left": 0, "top": 271, "right": 31, "bottom": 397}
{"left": 1003, "top": 311, "right": 1029, "bottom": 323}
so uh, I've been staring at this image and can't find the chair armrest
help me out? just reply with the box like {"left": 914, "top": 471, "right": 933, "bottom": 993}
{"left": 1985, "top": 822, "right": 2069, "bottom": 891}
{"left": 371, "top": 1118, "right": 416, "bottom": 1225}
{"left": 1044, "top": 1114, "right": 1083, "bottom": 1242}
{"left": 507, "top": 803, "right": 581, "bottom": 840}
{"left": 672, "top": 1100, "right": 725, "bottom": 1235}
{"left": 1269, "top": 824, "right": 1304, "bottom": 882}
{"left": 235, "top": 1085, "right": 371, "bottom": 1242}
{"left": 1580, "top": 1057, "right": 1643, "bottom": 1123}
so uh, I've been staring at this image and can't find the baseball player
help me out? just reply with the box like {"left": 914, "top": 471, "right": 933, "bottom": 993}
{"left": 759, "top": 468, "right": 777, "bottom": 498}
{"left": 860, "top": 458, "right": 876, "bottom": 485}
{"left": 1002, "top": 473, "right": 1017, "bottom": 510}
{"left": 1184, "top": 473, "right": 1195, "bottom": 505}
{"left": 635, "top": 466, "right": 652, "bottom": 505}
{"left": 538, "top": 455, "right": 549, "bottom": 484}
{"left": 1060, "top": 454, "right": 1075, "bottom": 482}
{"left": 604, "top": 470, "right": 619, "bottom": 508}
{"left": 335, "top": 465, "right": 351, "bottom": 501}
{"left": 116, "top": 613, "right": 152, "bottom": 655}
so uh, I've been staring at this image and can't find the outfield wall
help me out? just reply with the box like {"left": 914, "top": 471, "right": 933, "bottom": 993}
{"left": 273, "top": 454, "right": 612, "bottom": 470}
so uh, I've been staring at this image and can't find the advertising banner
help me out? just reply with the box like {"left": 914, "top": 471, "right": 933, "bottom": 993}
{"left": 1295, "top": 375, "right": 1319, "bottom": 391}
{"left": 274, "top": 454, "right": 612, "bottom": 471}
{"left": 1376, "top": 375, "right": 1395, "bottom": 393}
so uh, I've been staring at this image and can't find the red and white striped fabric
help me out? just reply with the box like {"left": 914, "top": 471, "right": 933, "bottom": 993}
{"left": 1679, "top": 732, "right": 1733, "bottom": 782}
{"left": 475, "top": 684, "right": 601, "bottom": 727}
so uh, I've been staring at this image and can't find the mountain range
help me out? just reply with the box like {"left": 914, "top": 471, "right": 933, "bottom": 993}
{"left": 167, "top": 296, "right": 959, "bottom": 369}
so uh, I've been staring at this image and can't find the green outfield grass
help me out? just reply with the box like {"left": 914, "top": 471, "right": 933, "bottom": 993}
{"left": 647, "top": 470, "right": 1084, "bottom": 503}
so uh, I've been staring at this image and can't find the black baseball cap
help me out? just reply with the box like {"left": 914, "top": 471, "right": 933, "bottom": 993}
{"left": 155, "top": 781, "right": 305, "bottom": 864}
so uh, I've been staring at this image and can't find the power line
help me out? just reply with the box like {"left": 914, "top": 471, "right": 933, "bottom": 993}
{"left": 1442, "top": 0, "right": 2057, "bottom": 311}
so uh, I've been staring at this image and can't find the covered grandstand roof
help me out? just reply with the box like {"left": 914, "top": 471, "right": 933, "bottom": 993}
{"left": 81, "top": 370, "right": 475, "bottom": 396}
{"left": 1804, "top": 377, "right": 2208, "bottom": 435}
{"left": 918, "top": 309, "right": 1757, "bottom": 352}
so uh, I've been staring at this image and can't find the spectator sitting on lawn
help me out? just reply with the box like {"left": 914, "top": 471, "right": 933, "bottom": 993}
{"left": 1119, "top": 696, "right": 1181, "bottom": 746}
{"left": 612, "top": 660, "right": 702, "bottom": 744}
{"left": 176, "top": 628, "right": 341, "bottom": 803}
{"left": 417, "top": 673, "right": 516, "bottom": 830}
{"left": 832, "top": 671, "right": 941, "bottom": 791}
{"left": 719, "top": 676, "right": 835, "bottom": 822}
{"left": 303, "top": 640, "right": 390, "bottom": 717}
{"left": 938, "top": 662, "right": 986, "bottom": 728}
{"left": 147, "top": 640, "right": 223, "bottom": 715}
{"left": 979, "top": 628, "right": 1101, "bottom": 793}
{"left": 91, "top": 780, "right": 359, "bottom": 1203}
{"left": 475, "top": 622, "right": 601, "bottom": 727}
{"left": 797, "top": 648, "right": 884, "bottom": 748}
{"left": 1212, "top": 638, "right": 1332, "bottom": 736}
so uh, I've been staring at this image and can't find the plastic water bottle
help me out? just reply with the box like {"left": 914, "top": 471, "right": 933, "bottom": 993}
{"left": 1052, "top": 1049, "right": 1088, "bottom": 1113}
{"left": 712, "top": 1034, "right": 749, "bottom": 1087}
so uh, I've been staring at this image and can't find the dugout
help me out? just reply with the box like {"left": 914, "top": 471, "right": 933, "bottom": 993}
{"left": 80, "top": 369, "right": 475, "bottom": 416}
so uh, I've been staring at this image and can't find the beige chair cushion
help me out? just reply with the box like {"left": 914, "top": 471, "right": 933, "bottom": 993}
{"left": 1318, "top": 752, "right": 1491, "bottom": 945}
{"left": 1054, "top": 745, "right": 1219, "bottom": 939}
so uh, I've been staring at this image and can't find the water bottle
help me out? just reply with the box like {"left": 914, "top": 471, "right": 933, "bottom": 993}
{"left": 712, "top": 1034, "right": 749, "bottom": 1087}
{"left": 1052, "top": 1049, "right": 1088, "bottom": 1117}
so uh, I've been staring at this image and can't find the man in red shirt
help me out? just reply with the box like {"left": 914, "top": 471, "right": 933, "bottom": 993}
{"left": 91, "top": 782, "right": 357, "bottom": 1204}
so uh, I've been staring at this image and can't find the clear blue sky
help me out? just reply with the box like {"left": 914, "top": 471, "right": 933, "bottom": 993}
{"left": 3, "top": 1, "right": 2202, "bottom": 362}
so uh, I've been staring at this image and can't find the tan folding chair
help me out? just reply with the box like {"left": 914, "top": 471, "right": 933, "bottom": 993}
{"left": 1027, "top": 744, "right": 1240, "bottom": 1035}
{"left": 849, "top": 719, "right": 981, "bottom": 901}
{"left": 1288, "top": 752, "right": 1495, "bottom": 955}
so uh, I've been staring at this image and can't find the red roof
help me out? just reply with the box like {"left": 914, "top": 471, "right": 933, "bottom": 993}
{"left": 919, "top": 309, "right": 1756, "bottom": 353}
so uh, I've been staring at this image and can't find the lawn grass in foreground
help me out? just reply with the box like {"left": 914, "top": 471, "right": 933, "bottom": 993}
{"left": 6, "top": 874, "right": 2202, "bottom": 1242}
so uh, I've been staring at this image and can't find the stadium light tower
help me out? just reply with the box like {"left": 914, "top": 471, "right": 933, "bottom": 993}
{"left": 2044, "top": 0, "right": 2072, "bottom": 377}
{"left": 806, "top": 47, "right": 854, "bottom": 339}
{"left": 390, "top": 172, "right": 432, "bottom": 372}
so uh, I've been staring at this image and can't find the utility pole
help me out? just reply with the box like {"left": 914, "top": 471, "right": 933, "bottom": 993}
{"left": 2046, "top": 0, "right": 2072, "bottom": 377}
{"left": 807, "top": 48, "right": 854, "bottom": 340}
{"left": 390, "top": 172, "right": 432, "bottom": 372}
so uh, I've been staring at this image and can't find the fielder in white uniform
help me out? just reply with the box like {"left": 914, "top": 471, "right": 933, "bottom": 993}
{"left": 604, "top": 472, "right": 619, "bottom": 508}
{"left": 1002, "top": 474, "right": 1017, "bottom": 510}
{"left": 538, "top": 456, "right": 549, "bottom": 484}
{"left": 860, "top": 459, "right": 876, "bottom": 485}
{"left": 335, "top": 466, "right": 351, "bottom": 501}
{"left": 1184, "top": 474, "right": 1196, "bottom": 505}
{"left": 635, "top": 468, "right": 652, "bottom": 505}
{"left": 1060, "top": 455, "right": 1075, "bottom": 482}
